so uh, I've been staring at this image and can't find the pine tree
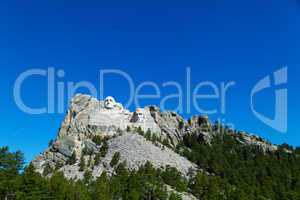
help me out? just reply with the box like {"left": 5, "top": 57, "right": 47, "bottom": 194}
{"left": 110, "top": 152, "right": 121, "bottom": 167}
{"left": 100, "top": 141, "right": 108, "bottom": 157}
{"left": 145, "top": 129, "right": 152, "bottom": 141}
{"left": 69, "top": 181, "right": 91, "bottom": 200}
{"left": 17, "top": 164, "right": 49, "bottom": 200}
{"left": 0, "top": 147, "right": 24, "bottom": 200}
{"left": 90, "top": 172, "right": 112, "bottom": 200}
{"left": 94, "top": 153, "right": 101, "bottom": 166}
{"left": 92, "top": 135, "right": 102, "bottom": 146}
{"left": 48, "top": 171, "right": 70, "bottom": 200}
{"left": 162, "top": 166, "right": 188, "bottom": 192}
{"left": 178, "top": 120, "right": 184, "bottom": 130}
{"left": 83, "top": 170, "right": 92, "bottom": 184}
{"left": 79, "top": 155, "right": 85, "bottom": 172}
{"left": 136, "top": 127, "right": 144, "bottom": 136}
{"left": 67, "top": 151, "right": 77, "bottom": 165}
{"left": 169, "top": 192, "right": 182, "bottom": 200}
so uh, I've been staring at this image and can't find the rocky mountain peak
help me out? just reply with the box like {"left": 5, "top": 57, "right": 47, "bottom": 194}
{"left": 32, "top": 94, "right": 198, "bottom": 181}
{"left": 32, "top": 94, "right": 282, "bottom": 184}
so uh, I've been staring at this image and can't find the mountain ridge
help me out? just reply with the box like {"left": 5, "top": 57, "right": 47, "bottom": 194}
{"left": 32, "top": 94, "right": 285, "bottom": 180}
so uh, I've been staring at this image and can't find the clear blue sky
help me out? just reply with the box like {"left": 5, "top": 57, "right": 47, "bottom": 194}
{"left": 0, "top": 0, "right": 299, "bottom": 162}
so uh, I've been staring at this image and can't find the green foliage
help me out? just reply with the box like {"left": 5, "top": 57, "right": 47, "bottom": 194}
{"left": 79, "top": 155, "right": 85, "bottom": 172}
{"left": 145, "top": 129, "right": 152, "bottom": 141}
{"left": 136, "top": 126, "right": 144, "bottom": 136}
{"left": 0, "top": 147, "right": 169, "bottom": 200}
{"left": 67, "top": 151, "right": 77, "bottom": 165}
{"left": 87, "top": 156, "right": 92, "bottom": 167}
{"left": 83, "top": 170, "right": 92, "bottom": 184}
{"left": 16, "top": 164, "right": 49, "bottom": 200}
{"left": 0, "top": 146, "right": 24, "bottom": 174}
{"left": 48, "top": 171, "right": 71, "bottom": 200}
{"left": 189, "top": 172, "right": 233, "bottom": 200}
{"left": 94, "top": 153, "right": 101, "bottom": 166}
{"left": 178, "top": 120, "right": 184, "bottom": 130}
{"left": 126, "top": 126, "right": 131, "bottom": 132}
{"left": 0, "top": 147, "right": 24, "bottom": 200}
{"left": 110, "top": 152, "right": 121, "bottom": 167}
{"left": 90, "top": 172, "right": 112, "bottom": 200}
{"left": 69, "top": 181, "right": 91, "bottom": 200}
{"left": 100, "top": 140, "right": 108, "bottom": 157}
{"left": 138, "top": 128, "right": 166, "bottom": 147}
{"left": 92, "top": 135, "right": 102, "bottom": 146}
{"left": 163, "top": 138, "right": 171, "bottom": 148}
{"left": 296, "top": 147, "right": 300, "bottom": 155}
{"left": 42, "top": 163, "right": 53, "bottom": 177}
{"left": 162, "top": 166, "right": 188, "bottom": 192}
{"left": 1, "top": 133, "right": 300, "bottom": 200}
{"left": 169, "top": 192, "right": 182, "bottom": 200}
{"left": 180, "top": 130, "right": 300, "bottom": 200}
{"left": 151, "top": 134, "right": 158, "bottom": 143}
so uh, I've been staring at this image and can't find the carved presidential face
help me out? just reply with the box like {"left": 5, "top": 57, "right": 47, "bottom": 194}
{"left": 115, "top": 103, "right": 123, "bottom": 110}
{"left": 104, "top": 96, "right": 116, "bottom": 109}
{"left": 135, "top": 108, "right": 144, "bottom": 121}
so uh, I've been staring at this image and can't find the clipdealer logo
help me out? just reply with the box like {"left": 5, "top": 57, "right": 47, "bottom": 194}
{"left": 251, "top": 67, "right": 288, "bottom": 133}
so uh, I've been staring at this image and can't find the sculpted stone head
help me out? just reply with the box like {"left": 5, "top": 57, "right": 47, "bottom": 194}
{"left": 130, "top": 108, "right": 145, "bottom": 123}
{"left": 136, "top": 108, "right": 145, "bottom": 122}
{"left": 104, "top": 96, "right": 116, "bottom": 109}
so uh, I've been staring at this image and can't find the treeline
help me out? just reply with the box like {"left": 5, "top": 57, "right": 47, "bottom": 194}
{"left": 0, "top": 146, "right": 188, "bottom": 200}
{"left": 1, "top": 129, "right": 300, "bottom": 200}
{"left": 176, "top": 129, "right": 300, "bottom": 200}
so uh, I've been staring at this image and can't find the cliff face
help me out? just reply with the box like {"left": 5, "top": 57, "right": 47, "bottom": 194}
{"left": 32, "top": 94, "right": 197, "bottom": 180}
{"left": 32, "top": 94, "right": 280, "bottom": 181}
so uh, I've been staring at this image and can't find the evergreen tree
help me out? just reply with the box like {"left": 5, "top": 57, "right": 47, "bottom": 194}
{"left": 1, "top": 132, "right": 300, "bottom": 200}
{"left": 145, "top": 129, "right": 152, "bottom": 141}
{"left": 16, "top": 164, "right": 49, "bottom": 200}
{"left": 162, "top": 166, "right": 188, "bottom": 192}
{"left": 178, "top": 120, "right": 184, "bottom": 130}
{"left": 48, "top": 171, "right": 70, "bottom": 200}
{"left": 94, "top": 153, "right": 101, "bottom": 166}
{"left": 90, "top": 172, "right": 112, "bottom": 200}
{"left": 92, "top": 135, "right": 102, "bottom": 146}
{"left": 69, "top": 181, "right": 91, "bottom": 200}
{"left": 110, "top": 152, "right": 121, "bottom": 167}
{"left": 0, "top": 147, "right": 24, "bottom": 200}
{"left": 169, "top": 192, "right": 182, "bottom": 200}
{"left": 67, "top": 151, "right": 77, "bottom": 165}
{"left": 79, "top": 155, "right": 85, "bottom": 172}
{"left": 83, "top": 170, "right": 92, "bottom": 184}
{"left": 100, "top": 141, "right": 108, "bottom": 157}
{"left": 136, "top": 127, "right": 144, "bottom": 136}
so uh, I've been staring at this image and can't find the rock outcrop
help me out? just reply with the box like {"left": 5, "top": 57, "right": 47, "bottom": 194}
{"left": 32, "top": 94, "right": 197, "bottom": 180}
{"left": 32, "top": 94, "right": 282, "bottom": 181}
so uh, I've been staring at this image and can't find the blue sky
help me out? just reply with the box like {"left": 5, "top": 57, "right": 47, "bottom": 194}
{"left": 0, "top": 0, "right": 299, "bottom": 162}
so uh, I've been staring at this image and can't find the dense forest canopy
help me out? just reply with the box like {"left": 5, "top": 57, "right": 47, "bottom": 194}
{"left": 1, "top": 128, "right": 300, "bottom": 200}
